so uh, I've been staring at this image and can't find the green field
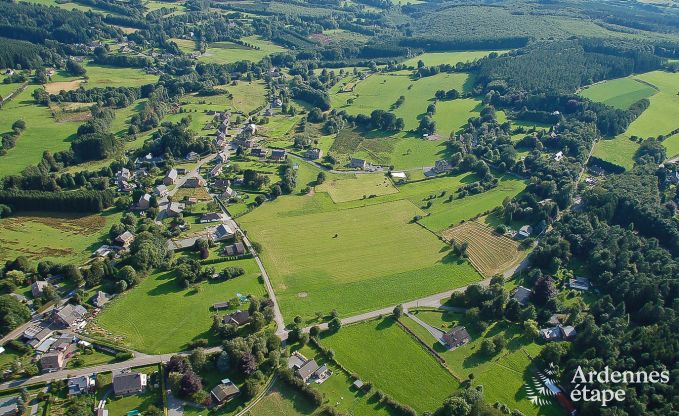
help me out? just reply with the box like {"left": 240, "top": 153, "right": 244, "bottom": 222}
{"left": 592, "top": 135, "right": 639, "bottom": 170}
{"left": 182, "top": 80, "right": 267, "bottom": 114}
{"left": 316, "top": 173, "right": 399, "bottom": 202}
{"left": 432, "top": 98, "right": 483, "bottom": 136}
{"left": 239, "top": 185, "right": 482, "bottom": 321}
{"left": 0, "top": 209, "right": 122, "bottom": 265}
{"left": 249, "top": 380, "right": 316, "bottom": 416}
{"left": 95, "top": 258, "right": 266, "bottom": 354}
{"left": 199, "top": 36, "right": 287, "bottom": 64}
{"left": 0, "top": 86, "right": 81, "bottom": 176}
{"left": 321, "top": 318, "right": 460, "bottom": 413}
{"left": 401, "top": 310, "right": 561, "bottom": 416}
{"left": 330, "top": 71, "right": 472, "bottom": 130}
{"left": 579, "top": 77, "right": 657, "bottom": 109}
{"left": 83, "top": 62, "right": 158, "bottom": 89}
{"left": 402, "top": 50, "right": 510, "bottom": 67}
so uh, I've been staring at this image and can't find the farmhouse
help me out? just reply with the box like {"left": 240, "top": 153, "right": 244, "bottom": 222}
{"left": 40, "top": 351, "right": 64, "bottom": 372}
{"left": 540, "top": 325, "right": 577, "bottom": 342}
{"left": 137, "top": 193, "right": 151, "bottom": 210}
{"left": 31, "top": 280, "right": 49, "bottom": 298}
{"left": 390, "top": 171, "right": 407, "bottom": 180}
{"left": 212, "top": 224, "right": 235, "bottom": 241}
{"left": 183, "top": 176, "right": 207, "bottom": 188}
{"left": 287, "top": 351, "right": 330, "bottom": 383}
{"left": 0, "top": 396, "right": 19, "bottom": 416}
{"left": 222, "top": 187, "right": 237, "bottom": 199}
{"left": 433, "top": 160, "right": 451, "bottom": 174}
{"left": 223, "top": 242, "right": 246, "bottom": 257}
{"left": 163, "top": 169, "right": 178, "bottom": 185}
{"left": 350, "top": 158, "right": 367, "bottom": 170}
{"left": 23, "top": 325, "right": 52, "bottom": 348}
{"left": 442, "top": 326, "right": 471, "bottom": 349}
{"left": 512, "top": 286, "right": 532, "bottom": 306}
{"left": 224, "top": 310, "right": 251, "bottom": 326}
{"left": 113, "top": 369, "right": 147, "bottom": 396}
{"left": 270, "top": 149, "right": 286, "bottom": 161}
{"left": 52, "top": 304, "right": 88, "bottom": 328}
{"left": 209, "top": 163, "right": 223, "bottom": 177}
{"left": 91, "top": 291, "right": 110, "bottom": 308}
{"left": 165, "top": 202, "right": 184, "bottom": 217}
{"left": 210, "top": 379, "right": 240, "bottom": 405}
{"left": 305, "top": 148, "right": 322, "bottom": 160}
{"left": 114, "top": 231, "right": 135, "bottom": 248}
{"left": 517, "top": 225, "right": 533, "bottom": 239}
{"left": 68, "top": 375, "right": 94, "bottom": 395}
{"left": 213, "top": 179, "right": 231, "bottom": 189}
{"left": 215, "top": 152, "right": 229, "bottom": 164}
{"left": 200, "top": 213, "right": 225, "bottom": 223}
{"left": 568, "top": 277, "right": 590, "bottom": 291}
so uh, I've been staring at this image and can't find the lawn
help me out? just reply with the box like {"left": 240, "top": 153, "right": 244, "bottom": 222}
{"left": 579, "top": 77, "right": 657, "bottom": 110}
{"left": 0, "top": 86, "right": 81, "bottom": 177}
{"left": 321, "top": 318, "right": 460, "bottom": 413}
{"left": 316, "top": 173, "right": 399, "bottom": 203}
{"left": 248, "top": 379, "right": 316, "bottom": 416}
{"left": 330, "top": 71, "right": 472, "bottom": 130}
{"left": 0, "top": 209, "right": 123, "bottom": 265}
{"left": 199, "top": 36, "right": 287, "bottom": 64}
{"left": 401, "top": 311, "right": 561, "bottom": 416}
{"left": 94, "top": 258, "right": 266, "bottom": 354}
{"left": 441, "top": 221, "right": 525, "bottom": 277}
{"left": 239, "top": 195, "right": 481, "bottom": 321}
{"left": 418, "top": 176, "right": 526, "bottom": 232}
{"left": 182, "top": 80, "right": 266, "bottom": 114}
{"left": 402, "top": 50, "right": 510, "bottom": 67}
{"left": 83, "top": 62, "right": 158, "bottom": 89}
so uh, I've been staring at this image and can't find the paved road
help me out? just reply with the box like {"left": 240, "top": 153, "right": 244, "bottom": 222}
{"left": 0, "top": 353, "right": 175, "bottom": 391}
{"left": 405, "top": 311, "right": 446, "bottom": 345}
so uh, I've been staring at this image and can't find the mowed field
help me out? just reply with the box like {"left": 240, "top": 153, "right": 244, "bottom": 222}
{"left": 95, "top": 258, "right": 266, "bottom": 354}
{"left": 401, "top": 311, "right": 561, "bottom": 416}
{"left": 402, "top": 50, "right": 510, "bottom": 67}
{"left": 316, "top": 173, "right": 399, "bottom": 202}
{"left": 321, "top": 318, "right": 460, "bottom": 414}
{"left": 239, "top": 195, "right": 481, "bottom": 321}
{"left": 0, "top": 210, "right": 122, "bottom": 264}
{"left": 0, "top": 86, "right": 81, "bottom": 176}
{"left": 432, "top": 97, "right": 483, "bottom": 136}
{"left": 198, "top": 36, "right": 287, "bottom": 64}
{"left": 330, "top": 71, "right": 471, "bottom": 130}
{"left": 441, "top": 221, "right": 524, "bottom": 277}
{"left": 579, "top": 77, "right": 657, "bottom": 109}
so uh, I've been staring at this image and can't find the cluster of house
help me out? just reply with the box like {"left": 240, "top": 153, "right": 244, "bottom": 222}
{"left": 93, "top": 229, "right": 136, "bottom": 258}
{"left": 250, "top": 147, "right": 287, "bottom": 162}
{"left": 287, "top": 351, "right": 332, "bottom": 384}
{"left": 511, "top": 285, "right": 579, "bottom": 342}
{"left": 114, "top": 167, "right": 147, "bottom": 193}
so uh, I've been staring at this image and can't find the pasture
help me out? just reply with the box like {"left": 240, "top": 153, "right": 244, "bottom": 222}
{"left": 330, "top": 71, "right": 471, "bottom": 130}
{"left": 625, "top": 71, "right": 679, "bottom": 140}
{"left": 198, "top": 36, "right": 287, "bottom": 64}
{"left": 249, "top": 380, "right": 315, "bottom": 416}
{"left": 316, "top": 173, "right": 399, "bottom": 202}
{"left": 94, "top": 258, "right": 266, "bottom": 354}
{"left": 0, "top": 86, "right": 81, "bottom": 176}
{"left": 432, "top": 97, "right": 483, "bottom": 136}
{"left": 321, "top": 318, "right": 460, "bottom": 414}
{"left": 401, "top": 310, "right": 561, "bottom": 416}
{"left": 239, "top": 196, "right": 481, "bottom": 321}
{"left": 441, "top": 221, "right": 524, "bottom": 277}
{"left": 402, "top": 50, "right": 510, "bottom": 67}
{"left": 83, "top": 62, "right": 159, "bottom": 88}
{"left": 579, "top": 77, "right": 657, "bottom": 109}
{"left": 592, "top": 136, "right": 638, "bottom": 170}
{"left": 0, "top": 210, "right": 122, "bottom": 265}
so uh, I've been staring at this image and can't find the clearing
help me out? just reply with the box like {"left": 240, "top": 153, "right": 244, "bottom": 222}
{"left": 316, "top": 173, "right": 399, "bottom": 203}
{"left": 579, "top": 77, "right": 657, "bottom": 110}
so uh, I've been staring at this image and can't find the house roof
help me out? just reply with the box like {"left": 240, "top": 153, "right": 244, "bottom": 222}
{"left": 68, "top": 375, "right": 92, "bottom": 394}
{"left": 32, "top": 281, "right": 49, "bottom": 297}
{"left": 0, "top": 396, "right": 19, "bottom": 416}
{"left": 444, "top": 326, "right": 471, "bottom": 346}
{"left": 271, "top": 149, "right": 285, "bottom": 157}
{"left": 115, "top": 231, "right": 135, "bottom": 245}
{"left": 288, "top": 352, "right": 307, "bottom": 370}
{"left": 54, "top": 304, "right": 88, "bottom": 326}
{"left": 296, "top": 359, "right": 320, "bottom": 380}
{"left": 40, "top": 351, "right": 64, "bottom": 368}
{"left": 92, "top": 291, "right": 110, "bottom": 308}
{"left": 223, "top": 242, "right": 246, "bottom": 256}
{"left": 113, "top": 371, "right": 145, "bottom": 394}
{"left": 224, "top": 310, "right": 251, "bottom": 326}
{"left": 211, "top": 383, "right": 240, "bottom": 402}
{"left": 213, "top": 224, "right": 235, "bottom": 239}
{"left": 200, "top": 213, "right": 223, "bottom": 222}
{"left": 166, "top": 169, "right": 178, "bottom": 180}
{"left": 513, "top": 286, "right": 532, "bottom": 305}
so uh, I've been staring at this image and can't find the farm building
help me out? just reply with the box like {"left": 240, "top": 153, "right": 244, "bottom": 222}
{"left": 212, "top": 224, "right": 235, "bottom": 241}
{"left": 287, "top": 351, "right": 331, "bottom": 383}
{"left": 222, "top": 187, "right": 237, "bottom": 199}
{"left": 540, "top": 325, "right": 577, "bottom": 342}
{"left": 112, "top": 370, "right": 147, "bottom": 396}
{"left": 0, "top": 396, "right": 19, "bottom": 416}
{"left": 251, "top": 148, "right": 267, "bottom": 158}
{"left": 442, "top": 326, "right": 471, "bottom": 349}
{"left": 224, "top": 310, "right": 251, "bottom": 326}
{"left": 137, "top": 194, "right": 151, "bottom": 210}
{"left": 114, "top": 231, "right": 135, "bottom": 248}
{"left": 91, "top": 291, "right": 111, "bottom": 308}
{"left": 270, "top": 149, "right": 286, "bottom": 161}
{"left": 52, "top": 304, "right": 88, "bottom": 327}
{"left": 512, "top": 286, "right": 532, "bottom": 306}
{"left": 350, "top": 158, "right": 367, "bottom": 170}
{"left": 390, "top": 171, "right": 407, "bottom": 180}
{"left": 517, "top": 225, "right": 533, "bottom": 239}
{"left": 568, "top": 277, "right": 590, "bottom": 291}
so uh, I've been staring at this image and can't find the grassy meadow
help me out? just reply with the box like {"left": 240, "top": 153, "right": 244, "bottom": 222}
{"left": 198, "top": 36, "right": 287, "bottom": 64}
{"left": 94, "top": 258, "right": 266, "bottom": 354}
{"left": 316, "top": 173, "right": 399, "bottom": 202}
{"left": 579, "top": 77, "right": 657, "bottom": 109}
{"left": 321, "top": 318, "right": 460, "bottom": 414}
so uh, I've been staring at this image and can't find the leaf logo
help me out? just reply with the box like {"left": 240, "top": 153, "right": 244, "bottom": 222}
{"left": 524, "top": 363, "right": 558, "bottom": 407}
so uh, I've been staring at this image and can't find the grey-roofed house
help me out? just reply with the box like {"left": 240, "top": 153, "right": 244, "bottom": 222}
{"left": 250, "top": 148, "right": 267, "bottom": 158}
{"left": 270, "top": 149, "right": 286, "bottom": 161}
{"left": 442, "top": 326, "right": 471, "bottom": 349}
{"left": 433, "top": 159, "right": 451, "bottom": 174}
{"left": 224, "top": 310, "right": 251, "bottom": 326}
{"left": 68, "top": 375, "right": 94, "bottom": 395}
{"left": 137, "top": 193, "right": 151, "bottom": 210}
{"left": 222, "top": 187, "right": 236, "bottom": 199}
{"left": 568, "top": 277, "right": 590, "bottom": 291}
{"left": 40, "top": 351, "right": 64, "bottom": 372}
{"left": 32, "top": 281, "right": 49, "bottom": 298}
{"left": 154, "top": 184, "right": 168, "bottom": 197}
{"left": 114, "top": 231, "right": 135, "bottom": 248}
{"left": 212, "top": 224, "right": 235, "bottom": 241}
{"left": 52, "top": 304, "right": 88, "bottom": 327}
{"left": 209, "top": 163, "right": 223, "bottom": 177}
{"left": 210, "top": 380, "right": 240, "bottom": 404}
{"left": 518, "top": 225, "right": 533, "bottom": 239}
{"left": 296, "top": 359, "right": 320, "bottom": 383}
{"left": 163, "top": 169, "right": 178, "bottom": 185}
{"left": 350, "top": 158, "right": 367, "bottom": 170}
{"left": 200, "top": 213, "right": 224, "bottom": 223}
{"left": 0, "top": 396, "right": 19, "bottom": 416}
{"left": 91, "top": 291, "right": 110, "bottom": 308}
{"left": 112, "top": 370, "right": 147, "bottom": 396}
{"left": 512, "top": 286, "right": 532, "bottom": 306}
{"left": 183, "top": 177, "right": 206, "bottom": 188}
{"left": 305, "top": 148, "right": 322, "bottom": 160}
{"left": 165, "top": 202, "right": 184, "bottom": 217}
{"left": 95, "top": 408, "right": 108, "bottom": 416}
{"left": 223, "top": 242, "right": 246, "bottom": 257}
{"left": 213, "top": 179, "right": 231, "bottom": 189}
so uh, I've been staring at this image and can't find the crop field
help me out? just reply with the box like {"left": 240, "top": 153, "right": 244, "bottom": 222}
{"left": 401, "top": 312, "right": 560, "bottom": 416}
{"left": 199, "top": 36, "right": 287, "bottom": 64}
{"left": 330, "top": 72, "right": 472, "bottom": 130}
{"left": 0, "top": 86, "right": 81, "bottom": 176}
{"left": 94, "top": 258, "right": 266, "bottom": 354}
{"left": 44, "top": 79, "right": 85, "bottom": 94}
{"left": 316, "top": 173, "right": 399, "bottom": 202}
{"left": 578, "top": 77, "right": 657, "bottom": 109}
{"left": 0, "top": 210, "right": 122, "bottom": 264}
{"left": 402, "top": 50, "right": 510, "bottom": 67}
{"left": 418, "top": 176, "right": 526, "bottom": 232}
{"left": 239, "top": 196, "right": 481, "bottom": 321}
{"left": 321, "top": 318, "right": 460, "bottom": 413}
{"left": 441, "top": 221, "right": 524, "bottom": 277}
